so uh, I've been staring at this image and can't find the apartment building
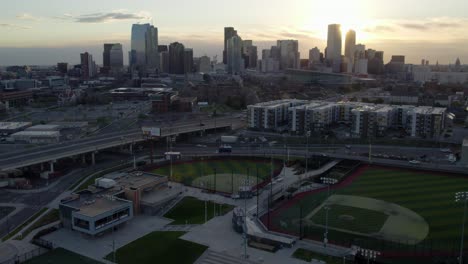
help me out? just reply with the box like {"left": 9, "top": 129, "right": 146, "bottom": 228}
{"left": 247, "top": 99, "right": 307, "bottom": 131}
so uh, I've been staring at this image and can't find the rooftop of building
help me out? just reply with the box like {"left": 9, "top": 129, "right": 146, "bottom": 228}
{"left": 249, "top": 99, "right": 307, "bottom": 109}
{"left": 0, "top": 122, "right": 32, "bottom": 130}
{"left": 11, "top": 130, "right": 60, "bottom": 137}
{"left": 61, "top": 191, "right": 131, "bottom": 218}
{"left": 103, "top": 171, "right": 167, "bottom": 191}
{"left": 26, "top": 124, "right": 62, "bottom": 131}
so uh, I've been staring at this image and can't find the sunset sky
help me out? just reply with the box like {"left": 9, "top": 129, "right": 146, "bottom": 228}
{"left": 1, "top": 0, "right": 467, "bottom": 65}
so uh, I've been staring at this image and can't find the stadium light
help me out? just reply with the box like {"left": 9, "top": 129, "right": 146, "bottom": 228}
{"left": 358, "top": 248, "right": 380, "bottom": 264}
{"left": 305, "top": 131, "right": 311, "bottom": 177}
{"left": 321, "top": 177, "right": 338, "bottom": 248}
{"left": 455, "top": 191, "right": 468, "bottom": 264}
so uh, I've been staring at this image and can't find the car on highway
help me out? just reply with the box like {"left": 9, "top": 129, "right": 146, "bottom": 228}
{"left": 440, "top": 148, "right": 451, "bottom": 153}
{"left": 196, "top": 144, "right": 207, "bottom": 148}
{"left": 345, "top": 145, "right": 351, "bottom": 149}
{"left": 409, "top": 160, "right": 421, "bottom": 165}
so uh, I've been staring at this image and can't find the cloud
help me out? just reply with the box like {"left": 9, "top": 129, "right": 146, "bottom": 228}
{"left": 399, "top": 20, "right": 462, "bottom": 31}
{"left": 364, "top": 25, "right": 395, "bottom": 33}
{"left": 0, "top": 23, "right": 31, "bottom": 30}
{"left": 16, "top": 13, "right": 41, "bottom": 21}
{"left": 55, "top": 11, "right": 152, "bottom": 23}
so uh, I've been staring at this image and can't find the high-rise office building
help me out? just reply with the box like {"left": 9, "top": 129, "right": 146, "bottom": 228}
{"left": 168, "top": 42, "right": 185, "bottom": 74}
{"left": 345, "top": 30, "right": 356, "bottom": 60}
{"left": 158, "top": 45, "right": 168, "bottom": 53}
{"left": 223, "top": 27, "right": 238, "bottom": 64}
{"left": 57, "top": 63, "right": 68, "bottom": 75}
{"left": 103, "top": 43, "right": 123, "bottom": 73}
{"left": 277, "top": 40, "right": 300, "bottom": 70}
{"left": 242, "top": 40, "right": 257, "bottom": 69}
{"left": 309, "top": 47, "right": 321, "bottom": 65}
{"left": 160, "top": 51, "right": 169, "bottom": 73}
{"left": 80, "top": 52, "right": 96, "bottom": 80}
{"left": 130, "top": 24, "right": 159, "bottom": 71}
{"left": 199, "top": 56, "right": 211, "bottom": 73}
{"left": 226, "top": 35, "right": 244, "bottom": 74}
{"left": 326, "top": 24, "right": 342, "bottom": 72}
{"left": 184, "top": 48, "right": 194, "bottom": 74}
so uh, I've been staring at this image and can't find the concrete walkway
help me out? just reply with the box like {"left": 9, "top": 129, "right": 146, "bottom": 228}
{"left": 0, "top": 203, "right": 25, "bottom": 226}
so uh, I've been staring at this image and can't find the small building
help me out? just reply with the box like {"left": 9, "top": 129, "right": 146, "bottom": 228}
{"left": 59, "top": 191, "right": 133, "bottom": 236}
{"left": 0, "top": 122, "right": 32, "bottom": 135}
{"left": 26, "top": 124, "right": 62, "bottom": 131}
{"left": 11, "top": 131, "right": 60, "bottom": 144}
{"left": 461, "top": 138, "right": 468, "bottom": 166}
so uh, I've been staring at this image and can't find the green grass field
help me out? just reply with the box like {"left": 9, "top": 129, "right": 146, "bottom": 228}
{"left": 292, "top": 248, "right": 343, "bottom": 264}
{"left": 164, "top": 196, "right": 234, "bottom": 225}
{"left": 105, "top": 231, "right": 207, "bottom": 264}
{"left": 152, "top": 159, "right": 281, "bottom": 193}
{"left": 24, "top": 248, "right": 102, "bottom": 264}
{"left": 271, "top": 166, "right": 468, "bottom": 254}
{"left": 310, "top": 204, "right": 388, "bottom": 234}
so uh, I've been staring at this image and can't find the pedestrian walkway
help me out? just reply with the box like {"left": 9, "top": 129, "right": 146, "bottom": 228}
{"left": 195, "top": 249, "right": 260, "bottom": 264}
{"left": 157, "top": 224, "right": 199, "bottom": 232}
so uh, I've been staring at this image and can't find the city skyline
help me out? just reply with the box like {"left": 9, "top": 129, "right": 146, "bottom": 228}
{"left": 1, "top": 0, "right": 468, "bottom": 65}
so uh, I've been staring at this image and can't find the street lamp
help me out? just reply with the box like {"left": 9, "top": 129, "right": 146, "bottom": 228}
{"left": 456, "top": 191, "right": 468, "bottom": 264}
{"left": 305, "top": 131, "right": 311, "bottom": 177}
{"left": 321, "top": 177, "right": 338, "bottom": 248}
{"left": 358, "top": 248, "right": 380, "bottom": 264}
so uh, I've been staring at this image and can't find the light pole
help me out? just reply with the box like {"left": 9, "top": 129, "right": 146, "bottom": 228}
{"left": 358, "top": 248, "right": 380, "bottom": 264}
{"left": 456, "top": 191, "right": 468, "bottom": 264}
{"left": 305, "top": 131, "right": 311, "bottom": 178}
{"left": 321, "top": 177, "right": 338, "bottom": 248}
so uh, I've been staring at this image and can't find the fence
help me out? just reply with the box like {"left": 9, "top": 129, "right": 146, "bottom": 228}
{"left": 0, "top": 247, "right": 49, "bottom": 264}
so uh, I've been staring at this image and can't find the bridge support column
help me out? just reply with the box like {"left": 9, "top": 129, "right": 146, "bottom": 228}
{"left": 91, "top": 152, "right": 95, "bottom": 165}
{"left": 49, "top": 161, "right": 55, "bottom": 173}
{"left": 40, "top": 163, "right": 44, "bottom": 171}
{"left": 82, "top": 155, "right": 86, "bottom": 164}
{"left": 129, "top": 144, "right": 133, "bottom": 154}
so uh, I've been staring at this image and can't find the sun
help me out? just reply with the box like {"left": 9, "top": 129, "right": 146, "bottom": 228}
{"left": 298, "top": 0, "right": 373, "bottom": 42}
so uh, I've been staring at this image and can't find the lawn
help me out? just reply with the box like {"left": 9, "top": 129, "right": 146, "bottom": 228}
{"left": 164, "top": 196, "right": 234, "bottom": 225}
{"left": 152, "top": 159, "right": 282, "bottom": 193}
{"left": 310, "top": 204, "right": 388, "bottom": 234}
{"left": 24, "top": 248, "right": 102, "bottom": 264}
{"left": 269, "top": 165, "right": 468, "bottom": 255}
{"left": 292, "top": 248, "right": 343, "bottom": 264}
{"left": 105, "top": 231, "right": 207, "bottom": 264}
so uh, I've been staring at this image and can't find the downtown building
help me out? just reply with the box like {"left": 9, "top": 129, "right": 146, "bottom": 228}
{"left": 129, "top": 24, "right": 160, "bottom": 72}
{"left": 226, "top": 35, "right": 245, "bottom": 74}
{"left": 326, "top": 24, "right": 342, "bottom": 73}
{"left": 277, "top": 40, "right": 300, "bottom": 70}
{"left": 102, "top": 43, "right": 124, "bottom": 74}
{"left": 80, "top": 52, "right": 97, "bottom": 80}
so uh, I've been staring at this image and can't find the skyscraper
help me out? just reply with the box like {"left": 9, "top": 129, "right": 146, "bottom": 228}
{"left": 223, "top": 27, "right": 238, "bottom": 64}
{"left": 80, "top": 52, "right": 96, "bottom": 80}
{"left": 198, "top": 56, "right": 211, "bottom": 73}
{"left": 145, "top": 26, "right": 159, "bottom": 70}
{"left": 227, "top": 35, "right": 244, "bottom": 74}
{"left": 103, "top": 43, "right": 123, "bottom": 74}
{"left": 326, "top": 24, "right": 342, "bottom": 72}
{"left": 169, "top": 42, "right": 185, "bottom": 74}
{"left": 242, "top": 40, "right": 258, "bottom": 69}
{"left": 109, "top": 44, "right": 124, "bottom": 71}
{"left": 309, "top": 47, "right": 321, "bottom": 65}
{"left": 184, "top": 48, "right": 194, "bottom": 74}
{"left": 130, "top": 24, "right": 159, "bottom": 71}
{"left": 277, "top": 40, "right": 300, "bottom": 70}
{"left": 345, "top": 30, "right": 356, "bottom": 67}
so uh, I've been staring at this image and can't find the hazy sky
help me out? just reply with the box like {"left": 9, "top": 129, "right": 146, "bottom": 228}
{"left": 1, "top": 0, "right": 468, "bottom": 65}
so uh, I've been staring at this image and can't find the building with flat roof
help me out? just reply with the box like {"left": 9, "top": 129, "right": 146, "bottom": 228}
{"left": 59, "top": 171, "right": 178, "bottom": 236}
{"left": 11, "top": 130, "right": 60, "bottom": 144}
{"left": 26, "top": 124, "right": 62, "bottom": 131}
{"left": 247, "top": 99, "right": 308, "bottom": 131}
{"left": 59, "top": 191, "right": 133, "bottom": 236}
{"left": 0, "top": 122, "right": 32, "bottom": 135}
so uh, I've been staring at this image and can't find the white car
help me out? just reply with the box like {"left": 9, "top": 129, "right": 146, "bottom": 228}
{"left": 196, "top": 144, "right": 207, "bottom": 148}
{"left": 440, "top": 148, "right": 451, "bottom": 153}
{"left": 409, "top": 160, "right": 421, "bottom": 165}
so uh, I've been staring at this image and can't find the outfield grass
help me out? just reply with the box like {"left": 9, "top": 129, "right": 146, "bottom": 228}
{"left": 164, "top": 196, "right": 234, "bottom": 225}
{"left": 24, "top": 248, "right": 102, "bottom": 264}
{"left": 270, "top": 166, "right": 468, "bottom": 253}
{"left": 105, "top": 231, "right": 207, "bottom": 264}
{"left": 152, "top": 159, "right": 281, "bottom": 193}
{"left": 310, "top": 204, "right": 388, "bottom": 234}
{"left": 292, "top": 248, "right": 343, "bottom": 264}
